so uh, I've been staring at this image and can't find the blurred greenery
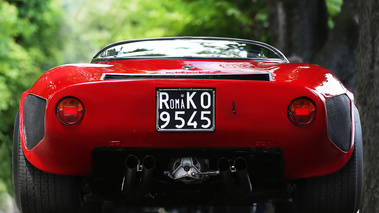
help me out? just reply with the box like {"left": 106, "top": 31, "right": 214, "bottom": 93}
{"left": 0, "top": 0, "right": 343, "bottom": 202}
{"left": 0, "top": 179, "right": 11, "bottom": 210}
{"left": 0, "top": 0, "right": 64, "bottom": 196}
{"left": 326, "top": 0, "right": 343, "bottom": 29}
{"left": 61, "top": 0, "right": 269, "bottom": 63}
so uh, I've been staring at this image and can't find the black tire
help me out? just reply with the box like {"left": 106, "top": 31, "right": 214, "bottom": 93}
{"left": 12, "top": 111, "right": 82, "bottom": 213}
{"left": 294, "top": 106, "right": 363, "bottom": 213}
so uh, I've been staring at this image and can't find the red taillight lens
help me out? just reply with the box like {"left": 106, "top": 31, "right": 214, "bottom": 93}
{"left": 56, "top": 97, "right": 84, "bottom": 125}
{"left": 288, "top": 97, "right": 316, "bottom": 126}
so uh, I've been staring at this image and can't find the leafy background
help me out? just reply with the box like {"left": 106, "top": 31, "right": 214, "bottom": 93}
{"left": 0, "top": 0, "right": 343, "bottom": 209}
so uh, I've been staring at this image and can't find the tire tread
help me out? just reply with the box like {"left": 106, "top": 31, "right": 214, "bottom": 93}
{"left": 12, "top": 111, "right": 81, "bottom": 213}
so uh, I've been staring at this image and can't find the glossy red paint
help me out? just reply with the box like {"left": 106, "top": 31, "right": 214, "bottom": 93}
{"left": 19, "top": 59, "right": 354, "bottom": 179}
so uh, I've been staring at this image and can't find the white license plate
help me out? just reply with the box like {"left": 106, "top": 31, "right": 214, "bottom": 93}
{"left": 156, "top": 88, "right": 215, "bottom": 132}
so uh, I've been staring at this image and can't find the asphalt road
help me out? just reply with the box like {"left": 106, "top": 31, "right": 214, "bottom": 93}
{"left": 80, "top": 202, "right": 274, "bottom": 213}
{"left": 2, "top": 194, "right": 274, "bottom": 213}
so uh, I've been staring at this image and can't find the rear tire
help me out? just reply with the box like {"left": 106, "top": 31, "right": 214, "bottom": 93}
{"left": 294, "top": 107, "right": 363, "bottom": 213}
{"left": 12, "top": 111, "right": 82, "bottom": 213}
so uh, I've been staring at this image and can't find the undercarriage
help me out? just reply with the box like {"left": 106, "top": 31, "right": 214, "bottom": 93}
{"left": 88, "top": 148, "right": 288, "bottom": 205}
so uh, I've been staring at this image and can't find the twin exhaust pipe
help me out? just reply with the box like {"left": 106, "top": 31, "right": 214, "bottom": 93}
{"left": 218, "top": 157, "right": 253, "bottom": 196}
{"left": 122, "top": 155, "right": 156, "bottom": 198}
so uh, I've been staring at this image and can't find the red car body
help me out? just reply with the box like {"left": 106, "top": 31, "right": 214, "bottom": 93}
{"left": 14, "top": 37, "right": 362, "bottom": 212}
{"left": 20, "top": 59, "right": 354, "bottom": 179}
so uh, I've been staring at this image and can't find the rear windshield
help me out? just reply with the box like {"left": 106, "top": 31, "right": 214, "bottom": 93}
{"left": 93, "top": 38, "right": 287, "bottom": 61}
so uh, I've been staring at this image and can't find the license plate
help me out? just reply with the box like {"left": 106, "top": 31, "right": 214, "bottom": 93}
{"left": 156, "top": 88, "right": 215, "bottom": 132}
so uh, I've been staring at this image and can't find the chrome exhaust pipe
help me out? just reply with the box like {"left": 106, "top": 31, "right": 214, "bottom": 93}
{"left": 122, "top": 155, "right": 139, "bottom": 195}
{"left": 234, "top": 157, "right": 252, "bottom": 194}
{"left": 137, "top": 155, "right": 156, "bottom": 197}
{"left": 218, "top": 157, "right": 253, "bottom": 197}
{"left": 218, "top": 158, "right": 234, "bottom": 195}
{"left": 122, "top": 155, "right": 156, "bottom": 197}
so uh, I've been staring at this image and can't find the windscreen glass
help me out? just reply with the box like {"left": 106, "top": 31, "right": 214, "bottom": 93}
{"left": 95, "top": 39, "right": 285, "bottom": 60}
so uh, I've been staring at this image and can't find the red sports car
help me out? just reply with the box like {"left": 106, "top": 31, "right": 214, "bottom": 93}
{"left": 12, "top": 37, "right": 362, "bottom": 213}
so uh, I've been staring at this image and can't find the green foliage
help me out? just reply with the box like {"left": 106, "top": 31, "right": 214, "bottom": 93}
{"left": 326, "top": 0, "right": 343, "bottom": 29}
{"left": 0, "top": 0, "right": 64, "bottom": 195}
{"left": 177, "top": 0, "right": 268, "bottom": 40}
{"left": 61, "top": 0, "right": 268, "bottom": 63}
{"left": 9, "top": 0, "right": 64, "bottom": 70}
{"left": 0, "top": 178, "right": 10, "bottom": 210}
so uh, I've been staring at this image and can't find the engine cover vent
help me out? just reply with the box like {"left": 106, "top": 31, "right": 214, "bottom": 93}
{"left": 101, "top": 73, "right": 272, "bottom": 81}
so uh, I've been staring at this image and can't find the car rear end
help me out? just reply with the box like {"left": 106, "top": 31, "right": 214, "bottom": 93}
{"left": 20, "top": 69, "right": 350, "bottom": 204}
{"left": 15, "top": 38, "right": 360, "bottom": 212}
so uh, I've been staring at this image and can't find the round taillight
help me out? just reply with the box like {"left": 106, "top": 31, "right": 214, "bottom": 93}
{"left": 56, "top": 97, "right": 84, "bottom": 125}
{"left": 288, "top": 97, "right": 316, "bottom": 126}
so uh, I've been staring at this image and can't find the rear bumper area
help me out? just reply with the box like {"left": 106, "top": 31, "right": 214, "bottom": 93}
{"left": 90, "top": 147, "right": 286, "bottom": 205}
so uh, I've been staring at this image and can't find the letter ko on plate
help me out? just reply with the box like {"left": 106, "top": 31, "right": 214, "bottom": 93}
{"left": 156, "top": 88, "right": 215, "bottom": 132}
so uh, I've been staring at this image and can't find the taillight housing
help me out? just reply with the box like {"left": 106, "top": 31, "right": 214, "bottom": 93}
{"left": 56, "top": 97, "right": 84, "bottom": 125}
{"left": 288, "top": 97, "right": 316, "bottom": 126}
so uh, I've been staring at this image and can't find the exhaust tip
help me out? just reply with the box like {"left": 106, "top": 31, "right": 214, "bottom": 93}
{"left": 234, "top": 157, "right": 248, "bottom": 171}
{"left": 125, "top": 155, "right": 139, "bottom": 169}
{"left": 217, "top": 158, "right": 230, "bottom": 172}
{"left": 142, "top": 155, "right": 156, "bottom": 170}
